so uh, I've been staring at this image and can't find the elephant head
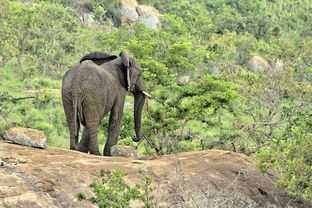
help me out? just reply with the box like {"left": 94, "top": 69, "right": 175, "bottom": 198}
{"left": 119, "top": 51, "right": 151, "bottom": 142}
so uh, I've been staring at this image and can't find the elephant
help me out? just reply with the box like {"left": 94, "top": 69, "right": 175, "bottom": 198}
{"left": 61, "top": 51, "right": 151, "bottom": 156}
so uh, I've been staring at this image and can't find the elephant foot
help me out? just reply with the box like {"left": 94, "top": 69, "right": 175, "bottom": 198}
{"left": 132, "top": 136, "right": 141, "bottom": 142}
{"left": 103, "top": 151, "right": 111, "bottom": 156}
{"left": 77, "top": 144, "right": 88, "bottom": 153}
{"left": 90, "top": 150, "right": 101, "bottom": 156}
{"left": 70, "top": 143, "right": 78, "bottom": 151}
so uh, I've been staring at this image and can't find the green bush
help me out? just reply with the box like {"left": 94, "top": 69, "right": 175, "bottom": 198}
{"left": 78, "top": 170, "right": 156, "bottom": 208}
{"left": 254, "top": 128, "right": 312, "bottom": 201}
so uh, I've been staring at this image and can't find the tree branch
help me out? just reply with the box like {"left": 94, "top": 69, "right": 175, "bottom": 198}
{"left": 10, "top": 96, "right": 38, "bottom": 102}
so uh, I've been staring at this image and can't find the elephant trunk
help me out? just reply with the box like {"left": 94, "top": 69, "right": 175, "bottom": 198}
{"left": 132, "top": 92, "right": 145, "bottom": 142}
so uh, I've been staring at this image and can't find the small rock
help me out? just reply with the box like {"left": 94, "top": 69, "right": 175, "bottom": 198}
{"left": 4, "top": 127, "right": 47, "bottom": 149}
{"left": 211, "top": 65, "right": 221, "bottom": 74}
{"left": 110, "top": 145, "right": 138, "bottom": 157}
{"left": 246, "top": 56, "right": 271, "bottom": 73}
{"left": 177, "top": 76, "right": 190, "bottom": 86}
{"left": 273, "top": 59, "right": 284, "bottom": 71}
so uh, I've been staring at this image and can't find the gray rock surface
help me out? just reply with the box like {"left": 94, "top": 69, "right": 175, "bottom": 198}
{"left": 110, "top": 145, "right": 138, "bottom": 157}
{"left": 4, "top": 127, "right": 47, "bottom": 148}
{"left": 246, "top": 56, "right": 272, "bottom": 73}
{"left": 177, "top": 75, "right": 190, "bottom": 86}
{"left": 136, "top": 5, "right": 160, "bottom": 29}
{"left": 273, "top": 59, "right": 284, "bottom": 71}
{"left": 114, "top": 0, "right": 160, "bottom": 29}
{"left": 0, "top": 141, "right": 310, "bottom": 208}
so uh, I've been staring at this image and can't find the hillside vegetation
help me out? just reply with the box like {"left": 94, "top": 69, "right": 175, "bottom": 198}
{"left": 0, "top": 0, "right": 311, "bottom": 201}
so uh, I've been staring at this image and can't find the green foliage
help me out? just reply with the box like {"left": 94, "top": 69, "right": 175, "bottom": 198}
{"left": 0, "top": 0, "right": 98, "bottom": 78}
{"left": 142, "top": 92, "right": 181, "bottom": 155}
{"left": 254, "top": 129, "right": 312, "bottom": 200}
{"left": 93, "top": 6, "right": 106, "bottom": 22}
{"left": 1, "top": 0, "right": 312, "bottom": 202}
{"left": 78, "top": 170, "right": 156, "bottom": 208}
{"left": 86, "top": 0, "right": 121, "bottom": 16}
{"left": 164, "top": 41, "right": 195, "bottom": 74}
{"left": 205, "top": 32, "right": 266, "bottom": 65}
{"left": 138, "top": 73, "right": 242, "bottom": 155}
{"left": 181, "top": 75, "right": 241, "bottom": 119}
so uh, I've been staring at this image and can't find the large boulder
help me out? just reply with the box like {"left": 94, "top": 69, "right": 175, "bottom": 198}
{"left": 114, "top": 0, "right": 160, "bottom": 29}
{"left": 78, "top": 12, "right": 99, "bottom": 28}
{"left": 122, "top": 0, "right": 138, "bottom": 7}
{"left": 114, "top": 6, "right": 138, "bottom": 26}
{"left": 0, "top": 141, "right": 310, "bottom": 207}
{"left": 246, "top": 56, "right": 272, "bottom": 73}
{"left": 4, "top": 127, "right": 47, "bottom": 149}
{"left": 136, "top": 5, "right": 160, "bottom": 29}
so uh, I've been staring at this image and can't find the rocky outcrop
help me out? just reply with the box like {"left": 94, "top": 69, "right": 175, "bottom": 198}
{"left": 114, "top": 0, "right": 160, "bottom": 29}
{"left": 4, "top": 127, "right": 47, "bottom": 149}
{"left": 246, "top": 56, "right": 272, "bottom": 73}
{"left": 110, "top": 145, "right": 138, "bottom": 157}
{"left": 74, "top": 0, "right": 160, "bottom": 29}
{"left": 78, "top": 12, "right": 99, "bottom": 28}
{"left": 0, "top": 141, "right": 309, "bottom": 208}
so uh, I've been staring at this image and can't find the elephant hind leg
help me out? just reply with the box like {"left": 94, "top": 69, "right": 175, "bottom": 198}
{"left": 77, "top": 126, "right": 89, "bottom": 153}
{"left": 63, "top": 99, "right": 80, "bottom": 150}
{"left": 69, "top": 119, "right": 80, "bottom": 150}
{"left": 86, "top": 122, "right": 101, "bottom": 155}
{"left": 83, "top": 103, "right": 101, "bottom": 155}
{"left": 66, "top": 111, "right": 80, "bottom": 150}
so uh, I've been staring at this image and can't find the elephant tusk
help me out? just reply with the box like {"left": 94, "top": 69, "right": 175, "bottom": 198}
{"left": 127, "top": 68, "right": 131, "bottom": 91}
{"left": 142, "top": 91, "right": 152, "bottom": 98}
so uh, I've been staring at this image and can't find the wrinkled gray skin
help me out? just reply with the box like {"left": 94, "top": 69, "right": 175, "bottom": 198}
{"left": 62, "top": 51, "right": 146, "bottom": 156}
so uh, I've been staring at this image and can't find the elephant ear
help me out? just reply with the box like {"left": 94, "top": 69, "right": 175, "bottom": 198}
{"left": 119, "top": 51, "right": 130, "bottom": 68}
{"left": 80, "top": 51, "right": 117, "bottom": 65}
{"left": 119, "top": 51, "right": 131, "bottom": 91}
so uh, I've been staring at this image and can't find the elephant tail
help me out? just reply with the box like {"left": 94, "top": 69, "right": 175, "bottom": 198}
{"left": 73, "top": 93, "right": 79, "bottom": 137}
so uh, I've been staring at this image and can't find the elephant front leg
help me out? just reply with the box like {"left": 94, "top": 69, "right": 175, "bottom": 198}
{"left": 104, "top": 107, "right": 124, "bottom": 156}
{"left": 83, "top": 103, "right": 101, "bottom": 156}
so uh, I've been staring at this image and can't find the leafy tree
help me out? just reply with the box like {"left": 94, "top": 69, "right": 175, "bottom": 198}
{"left": 180, "top": 75, "right": 241, "bottom": 122}
{"left": 254, "top": 129, "right": 312, "bottom": 201}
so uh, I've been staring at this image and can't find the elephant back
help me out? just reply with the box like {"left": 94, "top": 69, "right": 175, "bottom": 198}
{"left": 80, "top": 51, "right": 118, "bottom": 65}
{"left": 76, "top": 61, "right": 119, "bottom": 92}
